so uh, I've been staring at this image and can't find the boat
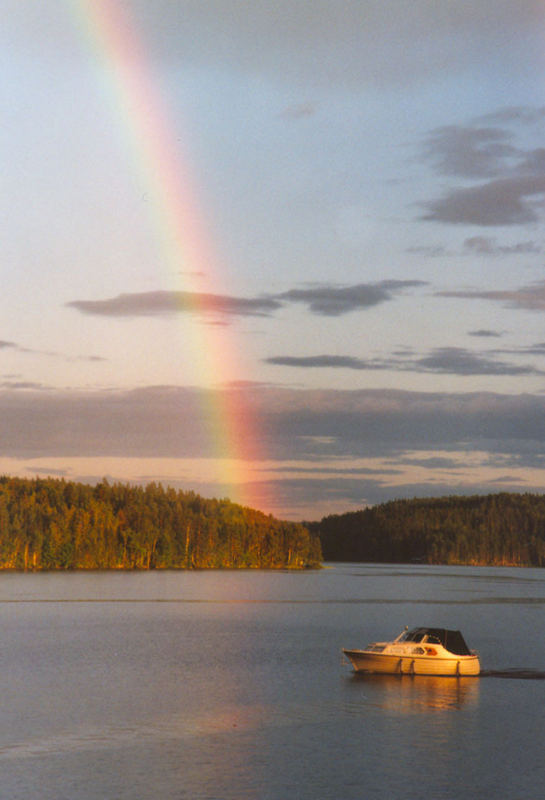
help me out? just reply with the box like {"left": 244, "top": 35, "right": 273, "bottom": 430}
{"left": 343, "top": 626, "right": 480, "bottom": 676}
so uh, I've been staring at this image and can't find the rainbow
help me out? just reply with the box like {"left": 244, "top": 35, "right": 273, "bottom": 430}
{"left": 68, "top": 0, "right": 271, "bottom": 511}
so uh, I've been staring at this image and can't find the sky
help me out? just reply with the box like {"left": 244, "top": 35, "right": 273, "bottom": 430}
{"left": 3, "top": 0, "right": 545, "bottom": 520}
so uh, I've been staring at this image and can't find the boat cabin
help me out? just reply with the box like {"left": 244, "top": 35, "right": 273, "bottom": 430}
{"left": 398, "top": 627, "right": 472, "bottom": 656}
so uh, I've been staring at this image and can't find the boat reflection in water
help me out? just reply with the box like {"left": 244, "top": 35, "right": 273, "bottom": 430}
{"left": 345, "top": 672, "right": 480, "bottom": 713}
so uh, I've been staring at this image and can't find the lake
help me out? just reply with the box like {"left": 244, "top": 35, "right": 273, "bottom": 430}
{"left": 1, "top": 563, "right": 544, "bottom": 799}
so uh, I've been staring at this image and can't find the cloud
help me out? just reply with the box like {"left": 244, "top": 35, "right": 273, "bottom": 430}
{"left": 266, "top": 346, "right": 540, "bottom": 377}
{"left": 421, "top": 176, "right": 545, "bottom": 226}
{"left": 517, "top": 148, "right": 545, "bottom": 174}
{"left": 463, "top": 236, "right": 541, "bottom": 255}
{"left": 4, "top": 384, "right": 545, "bottom": 463}
{"left": 67, "top": 281, "right": 426, "bottom": 321}
{"left": 265, "top": 388, "right": 545, "bottom": 464}
{"left": 412, "top": 347, "right": 541, "bottom": 376}
{"left": 439, "top": 279, "right": 545, "bottom": 310}
{"left": 4, "top": 2, "right": 542, "bottom": 120}
{"left": 0, "top": 386, "right": 216, "bottom": 459}
{"left": 137, "top": 2, "right": 545, "bottom": 91}
{"left": 67, "top": 290, "right": 281, "bottom": 319}
{"left": 265, "top": 355, "right": 386, "bottom": 371}
{"left": 276, "top": 280, "right": 426, "bottom": 316}
{"left": 3, "top": 384, "right": 545, "bottom": 514}
{"left": 422, "top": 125, "right": 519, "bottom": 178}
{"left": 16, "top": 0, "right": 542, "bottom": 91}
{"left": 420, "top": 109, "right": 545, "bottom": 227}
{"left": 468, "top": 329, "right": 503, "bottom": 338}
{"left": 512, "top": 342, "right": 545, "bottom": 355}
{"left": 407, "top": 236, "right": 540, "bottom": 258}
{"left": 0, "top": 339, "right": 104, "bottom": 364}
{"left": 10, "top": 386, "right": 545, "bottom": 465}
{"left": 489, "top": 474, "right": 526, "bottom": 484}
{"left": 0, "top": 381, "right": 47, "bottom": 390}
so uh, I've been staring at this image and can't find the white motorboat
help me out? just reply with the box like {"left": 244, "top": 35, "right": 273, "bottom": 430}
{"left": 343, "top": 626, "right": 480, "bottom": 676}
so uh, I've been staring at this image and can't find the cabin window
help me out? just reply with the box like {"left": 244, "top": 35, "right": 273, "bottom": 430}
{"left": 405, "top": 631, "right": 424, "bottom": 642}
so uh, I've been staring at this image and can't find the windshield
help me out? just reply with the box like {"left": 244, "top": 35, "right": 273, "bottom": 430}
{"left": 399, "top": 629, "right": 424, "bottom": 643}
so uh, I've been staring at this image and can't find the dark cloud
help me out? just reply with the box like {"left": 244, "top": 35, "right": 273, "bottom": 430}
{"left": 463, "top": 236, "right": 541, "bottom": 255}
{"left": 0, "top": 386, "right": 219, "bottom": 459}
{"left": 0, "top": 381, "right": 47, "bottom": 390}
{"left": 67, "top": 290, "right": 281, "bottom": 319}
{"left": 264, "top": 388, "right": 545, "bottom": 465}
{"left": 276, "top": 280, "right": 426, "bottom": 316}
{"left": 489, "top": 474, "right": 526, "bottom": 484}
{"left": 485, "top": 448, "right": 545, "bottom": 471}
{"left": 0, "top": 339, "right": 104, "bottom": 364}
{"left": 412, "top": 347, "right": 541, "bottom": 376}
{"left": 422, "top": 125, "right": 519, "bottom": 178}
{"left": 439, "top": 280, "right": 545, "bottom": 310}
{"left": 2, "top": 385, "right": 545, "bottom": 464}
{"left": 513, "top": 342, "right": 545, "bottom": 355}
{"left": 407, "top": 237, "right": 540, "bottom": 258}
{"left": 421, "top": 176, "right": 545, "bottom": 226}
{"left": 420, "top": 109, "right": 545, "bottom": 227}
{"left": 483, "top": 342, "right": 545, "bottom": 358}
{"left": 267, "top": 346, "right": 540, "bottom": 377}
{"left": 67, "top": 282, "right": 426, "bottom": 321}
{"left": 4, "top": 385, "right": 545, "bottom": 515}
{"left": 265, "top": 355, "right": 385, "bottom": 370}
{"left": 11, "top": 1, "right": 545, "bottom": 92}
{"left": 468, "top": 329, "right": 503, "bottom": 338}
{"left": 517, "top": 147, "right": 545, "bottom": 174}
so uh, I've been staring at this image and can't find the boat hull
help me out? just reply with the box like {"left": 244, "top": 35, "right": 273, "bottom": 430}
{"left": 343, "top": 649, "right": 480, "bottom": 676}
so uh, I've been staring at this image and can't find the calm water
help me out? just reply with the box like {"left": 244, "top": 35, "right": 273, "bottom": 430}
{"left": 1, "top": 563, "right": 544, "bottom": 799}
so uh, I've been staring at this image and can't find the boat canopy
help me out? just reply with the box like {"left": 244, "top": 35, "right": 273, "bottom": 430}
{"left": 400, "top": 627, "right": 472, "bottom": 656}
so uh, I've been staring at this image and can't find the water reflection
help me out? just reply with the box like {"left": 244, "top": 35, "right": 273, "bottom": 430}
{"left": 0, "top": 703, "right": 276, "bottom": 762}
{"left": 345, "top": 673, "right": 480, "bottom": 713}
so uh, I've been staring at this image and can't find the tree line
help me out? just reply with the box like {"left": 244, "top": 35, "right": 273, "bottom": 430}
{"left": 0, "top": 476, "right": 322, "bottom": 570}
{"left": 312, "top": 492, "right": 545, "bottom": 567}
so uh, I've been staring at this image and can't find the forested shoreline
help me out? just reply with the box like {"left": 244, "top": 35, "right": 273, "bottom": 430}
{"left": 312, "top": 493, "right": 545, "bottom": 567}
{"left": 0, "top": 476, "right": 322, "bottom": 570}
{"left": 4, "top": 478, "right": 545, "bottom": 571}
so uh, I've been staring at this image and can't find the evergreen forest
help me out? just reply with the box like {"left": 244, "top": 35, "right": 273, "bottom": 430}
{"left": 313, "top": 493, "right": 545, "bottom": 567}
{"left": 0, "top": 476, "right": 322, "bottom": 570}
